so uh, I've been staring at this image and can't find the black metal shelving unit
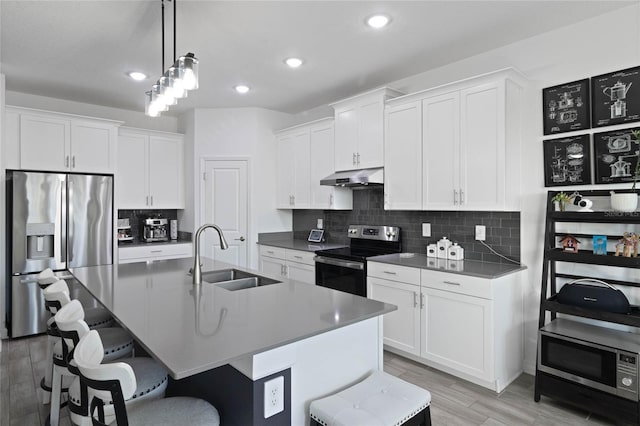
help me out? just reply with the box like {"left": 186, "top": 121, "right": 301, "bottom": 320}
{"left": 535, "top": 189, "right": 640, "bottom": 424}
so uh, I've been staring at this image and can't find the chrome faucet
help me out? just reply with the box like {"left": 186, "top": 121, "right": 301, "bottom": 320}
{"left": 193, "top": 224, "right": 229, "bottom": 285}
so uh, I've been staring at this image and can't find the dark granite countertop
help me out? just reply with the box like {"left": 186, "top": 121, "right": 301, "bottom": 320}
{"left": 368, "top": 253, "right": 526, "bottom": 279}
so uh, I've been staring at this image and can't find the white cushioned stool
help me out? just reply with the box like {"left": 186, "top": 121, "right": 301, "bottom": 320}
{"left": 310, "top": 371, "right": 432, "bottom": 426}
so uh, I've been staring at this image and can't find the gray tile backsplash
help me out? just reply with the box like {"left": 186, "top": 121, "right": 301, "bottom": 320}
{"left": 293, "top": 187, "right": 520, "bottom": 264}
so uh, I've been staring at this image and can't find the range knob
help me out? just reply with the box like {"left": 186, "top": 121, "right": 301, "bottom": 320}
{"left": 622, "top": 377, "right": 633, "bottom": 387}
{"left": 386, "top": 230, "right": 397, "bottom": 239}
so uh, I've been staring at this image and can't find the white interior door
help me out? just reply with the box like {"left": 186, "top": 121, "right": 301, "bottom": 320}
{"left": 203, "top": 160, "right": 249, "bottom": 267}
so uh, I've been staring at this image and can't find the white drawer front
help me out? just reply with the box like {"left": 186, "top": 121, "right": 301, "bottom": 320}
{"left": 259, "top": 245, "right": 286, "bottom": 260}
{"left": 119, "top": 243, "right": 192, "bottom": 263}
{"left": 285, "top": 249, "right": 316, "bottom": 266}
{"left": 367, "top": 262, "right": 420, "bottom": 286}
{"left": 420, "top": 269, "right": 493, "bottom": 299}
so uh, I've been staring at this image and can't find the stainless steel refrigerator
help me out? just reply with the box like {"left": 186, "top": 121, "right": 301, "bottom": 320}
{"left": 6, "top": 171, "right": 113, "bottom": 338}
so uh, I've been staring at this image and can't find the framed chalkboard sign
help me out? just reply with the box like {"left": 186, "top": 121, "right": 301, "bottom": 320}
{"left": 543, "top": 134, "right": 591, "bottom": 187}
{"left": 591, "top": 66, "right": 640, "bottom": 127}
{"left": 593, "top": 127, "right": 640, "bottom": 184}
{"left": 542, "top": 79, "right": 590, "bottom": 135}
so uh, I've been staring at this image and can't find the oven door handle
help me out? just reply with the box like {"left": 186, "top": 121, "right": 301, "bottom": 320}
{"left": 315, "top": 256, "right": 364, "bottom": 270}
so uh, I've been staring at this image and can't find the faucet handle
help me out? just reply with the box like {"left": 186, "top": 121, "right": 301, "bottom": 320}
{"left": 187, "top": 263, "right": 203, "bottom": 276}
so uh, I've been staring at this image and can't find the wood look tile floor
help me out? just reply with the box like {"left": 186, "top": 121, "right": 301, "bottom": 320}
{"left": 0, "top": 335, "right": 618, "bottom": 426}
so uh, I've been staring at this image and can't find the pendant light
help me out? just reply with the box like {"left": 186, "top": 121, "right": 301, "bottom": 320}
{"left": 145, "top": 0, "right": 199, "bottom": 117}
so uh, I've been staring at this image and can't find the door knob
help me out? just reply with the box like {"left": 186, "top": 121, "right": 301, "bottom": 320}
{"left": 234, "top": 236, "right": 245, "bottom": 242}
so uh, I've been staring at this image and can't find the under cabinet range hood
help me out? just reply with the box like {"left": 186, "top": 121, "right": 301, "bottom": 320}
{"left": 320, "top": 167, "right": 384, "bottom": 187}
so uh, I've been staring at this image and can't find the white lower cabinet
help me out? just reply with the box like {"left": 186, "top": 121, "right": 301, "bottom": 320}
{"left": 118, "top": 243, "right": 193, "bottom": 264}
{"left": 368, "top": 277, "right": 421, "bottom": 356}
{"left": 259, "top": 245, "right": 316, "bottom": 285}
{"left": 367, "top": 261, "right": 522, "bottom": 392}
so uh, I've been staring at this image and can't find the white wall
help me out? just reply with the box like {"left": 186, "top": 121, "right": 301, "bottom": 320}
{"left": 183, "top": 107, "right": 292, "bottom": 269}
{"left": 5, "top": 90, "right": 178, "bottom": 132}
{"left": 372, "top": 3, "right": 640, "bottom": 374}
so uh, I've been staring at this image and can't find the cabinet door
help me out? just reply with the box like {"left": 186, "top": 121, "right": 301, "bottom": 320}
{"left": 384, "top": 101, "right": 422, "bottom": 210}
{"left": 421, "top": 286, "right": 493, "bottom": 381}
{"left": 148, "top": 135, "right": 184, "bottom": 209}
{"left": 260, "top": 256, "right": 286, "bottom": 278}
{"left": 459, "top": 82, "right": 504, "bottom": 210}
{"left": 368, "top": 277, "right": 421, "bottom": 356}
{"left": 71, "top": 121, "right": 115, "bottom": 173}
{"left": 20, "top": 114, "right": 70, "bottom": 171}
{"left": 422, "top": 92, "right": 460, "bottom": 210}
{"left": 357, "top": 99, "right": 384, "bottom": 169}
{"left": 116, "top": 132, "right": 149, "bottom": 209}
{"left": 292, "top": 130, "right": 311, "bottom": 208}
{"left": 309, "top": 122, "right": 335, "bottom": 209}
{"left": 276, "top": 134, "right": 295, "bottom": 208}
{"left": 334, "top": 107, "right": 358, "bottom": 171}
{"left": 286, "top": 262, "right": 315, "bottom": 285}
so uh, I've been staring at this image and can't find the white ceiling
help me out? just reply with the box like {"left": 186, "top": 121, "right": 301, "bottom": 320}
{"left": 1, "top": 1, "right": 634, "bottom": 115}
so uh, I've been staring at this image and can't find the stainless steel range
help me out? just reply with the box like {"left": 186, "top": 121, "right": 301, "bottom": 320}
{"left": 314, "top": 224, "right": 401, "bottom": 297}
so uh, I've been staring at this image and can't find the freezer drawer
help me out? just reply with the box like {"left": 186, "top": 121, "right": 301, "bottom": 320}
{"left": 9, "top": 273, "right": 100, "bottom": 338}
{"left": 11, "top": 275, "right": 49, "bottom": 337}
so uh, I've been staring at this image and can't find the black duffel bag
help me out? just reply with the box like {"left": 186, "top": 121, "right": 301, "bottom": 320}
{"left": 556, "top": 278, "right": 631, "bottom": 314}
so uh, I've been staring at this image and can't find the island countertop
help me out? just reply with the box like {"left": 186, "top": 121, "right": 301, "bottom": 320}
{"left": 69, "top": 257, "right": 395, "bottom": 379}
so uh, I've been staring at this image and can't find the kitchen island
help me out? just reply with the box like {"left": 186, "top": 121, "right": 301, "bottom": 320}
{"left": 69, "top": 257, "right": 395, "bottom": 425}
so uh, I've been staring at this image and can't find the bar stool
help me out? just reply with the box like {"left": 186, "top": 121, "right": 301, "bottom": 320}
{"left": 37, "top": 269, "right": 114, "bottom": 404}
{"left": 75, "top": 330, "right": 220, "bottom": 426}
{"left": 309, "top": 371, "right": 432, "bottom": 426}
{"left": 55, "top": 300, "right": 168, "bottom": 426}
{"left": 44, "top": 283, "right": 135, "bottom": 426}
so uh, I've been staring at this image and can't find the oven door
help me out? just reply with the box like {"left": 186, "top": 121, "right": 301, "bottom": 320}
{"left": 315, "top": 256, "right": 366, "bottom": 297}
{"left": 538, "top": 331, "right": 619, "bottom": 396}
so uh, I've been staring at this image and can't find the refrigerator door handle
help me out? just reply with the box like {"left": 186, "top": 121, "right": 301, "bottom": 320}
{"left": 60, "top": 179, "right": 67, "bottom": 264}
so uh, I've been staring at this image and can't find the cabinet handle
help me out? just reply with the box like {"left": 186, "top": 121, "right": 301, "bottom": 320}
{"left": 352, "top": 152, "right": 356, "bottom": 166}
{"left": 292, "top": 195, "right": 295, "bottom": 205}
{"left": 146, "top": 196, "right": 149, "bottom": 206}
{"left": 383, "top": 271, "right": 397, "bottom": 275}
{"left": 150, "top": 195, "right": 154, "bottom": 206}
{"left": 72, "top": 156, "right": 76, "bottom": 168}
{"left": 150, "top": 250, "right": 163, "bottom": 253}
{"left": 453, "top": 189, "right": 458, "bottom": 205}
{"left": 413, "top": 291, "right": 418, "bottom": 308}
{"left": 421, "top": 293, "right": 425, "bottom": 309}
{"left": 329, "top": 194, "right": 334, "bottom": 207}
{"left": 460, "top": 189, "right": 464, "bottom": 205}
{"left": 267, "top": 250, "right": 274, "bottom": 254}
{"left": 443, "top": 280, "right": 461, "bottom": 286}
{"left": 65, "top": 156, "right": 70, "bottom": 167}
{"left": 293, "top": 255, "right": 303, "bottom": 259}
{"left": 357, "top": 152, "right": 360, "bottom": 165}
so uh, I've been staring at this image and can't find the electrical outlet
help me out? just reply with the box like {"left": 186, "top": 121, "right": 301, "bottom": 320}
{"left": 264, "top": 375, "right": 284, "bottom": 418}
{"left": 475, "top": 225, "right": 486, "bottom": 241}
{"left": 317, "top": 218, "right": 323, "bottom": 229}
{"left": 422, "top": 223, "right": 431, "bottom": 237}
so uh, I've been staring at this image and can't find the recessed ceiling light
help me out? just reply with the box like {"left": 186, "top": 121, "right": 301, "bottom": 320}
{"left": 128, "top": 71, "right": 147, "bottom": 81}
{"left": 366, "top": 14, "right": 390, "bottom": 29}
{"left": 235, "top": 85, "right": 250, "bottom": 94}
{"left": 285, "top": 58, "right": 304, "bottom": 68}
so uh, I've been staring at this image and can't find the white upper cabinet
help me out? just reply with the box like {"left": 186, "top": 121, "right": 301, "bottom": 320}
{"left": 308, "top": 119, "right": 353, "bottom": 210}
{"left": 276, "top": 128, "right": 310, "bottom": 209}
{"left": 422, "top": 92, "right": 461, "bottom": 209}
{"left": 384, "top": 69, "right": 525, "bottom": 212}
{"left": 384, "top": 100, "right": 423, "bottom": 210}
{"left": 116, "top": 128, "right": 184, "bottom": 209}
{"left": 8, "top": 107, "right": 121, "bottom": 173}
{"left": 276, "top": 118, "right": 352, "bottom": 210}
{"left": 331, "top": 87, "right": 403, "bottom": 172}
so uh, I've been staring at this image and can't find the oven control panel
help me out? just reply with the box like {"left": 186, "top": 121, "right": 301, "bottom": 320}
{"left": 347, "top": 225, "right": 400, "bottom": 242}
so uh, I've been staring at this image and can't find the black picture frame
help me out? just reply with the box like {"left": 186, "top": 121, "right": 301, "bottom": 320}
{"left": 593, "top": 127, "right": 640, "bottom": 184}
{"left": 591, "top": 66, "right": 640, "bottom": 127}
{"left": 542, "top": 79, "right": 590, "bottom": 135}
{"left": 543, "top": 134, "right": 591, "bottom": 187}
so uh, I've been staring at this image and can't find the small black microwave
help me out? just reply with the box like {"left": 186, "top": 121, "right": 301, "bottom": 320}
{"left": 538, "top": 318, "right": 640, "bottom": 401}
